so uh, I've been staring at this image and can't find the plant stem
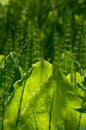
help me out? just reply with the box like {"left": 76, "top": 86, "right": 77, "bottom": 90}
{"left": 31, "top": 104, "right": 38, "bottom": 130}
{"left": 16, "top": 69, "right": 32, "bottom": 127}
{"left": 49, "top": 92, "right": 55, "bottom": 130}
{"left": 16, "top": 80, "right": 26, "bottom": 127}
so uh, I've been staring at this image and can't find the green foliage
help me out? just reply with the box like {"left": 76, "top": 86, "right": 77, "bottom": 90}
{"left": 0, "top": 52, "right": 22, "bottom": 129}
{"left": 0, "top": 0, "right": 86, "bottom": 130}
{"left": 4, "top": 59, "right": 53, "bottom": 130}
{"left": 0, "top": 53, "right": 86, "bottom": 130}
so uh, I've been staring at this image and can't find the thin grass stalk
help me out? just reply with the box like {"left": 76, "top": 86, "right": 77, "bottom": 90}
{"left": 30, "top": 104, "right": 38, "bottom": 130}
{"left": 31, "top": 27, "right": 41, "bottom": 64}
{"left": 4, "top": 30, "right": 13, "bottom": 55}
{"left": 15, "top": 80, "right": 26, "bottom": 127}
{"left": 53, "top": 32, "right": 60, "bottom": 68}
{"left": 74, "top": 23, "right": 82, "bottom": 62}
{"left": 23, "top": 21, "right": 32, "bottom": 70}
{"left": 73, "top": 21, "right": 83, "bottom": 87}
{"left": 80, "top": 18, "right": 86, "bottom": 72}
{"left": 49, "top": 92, "right": 54, "bottom": 130}
{"left": 16, "top": 68, "right": 32, "bottom": 127}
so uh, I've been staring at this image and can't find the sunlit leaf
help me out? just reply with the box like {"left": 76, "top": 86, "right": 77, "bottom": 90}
{"left": 4, "top": 59, "right": 53, "bottom": 130}
{"left": 51, "top": 71, "right": 86, "bottom": 130}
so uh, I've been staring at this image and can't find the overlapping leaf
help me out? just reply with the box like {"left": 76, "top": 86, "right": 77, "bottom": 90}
{"left": 4, "top": 59, "right": 53, "bottom": 130}
{"left": 2, "top": 57, "right": 86, "bottom": 130}
{"left": 51, "top": 71, "right": 86, "bottom": 130}
{"left": 0, "top": 52, "right": 22, "bottom": 129}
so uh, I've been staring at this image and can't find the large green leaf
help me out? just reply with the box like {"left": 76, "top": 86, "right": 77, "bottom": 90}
{"left": 3, "top": 58, "right": 86, "bottom": 130}
{"left": 51, "top": 71, "right": 86, "bottom": 130}
{"left": 4, "top": 59, "right": 53, "bottom": 130}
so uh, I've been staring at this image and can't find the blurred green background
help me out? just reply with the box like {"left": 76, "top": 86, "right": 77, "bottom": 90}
{"left": 0, "top": 0, "right": 86, "bottom": 72}
{"left": 0, "top": 0, "right": 9, "bottom": 5}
